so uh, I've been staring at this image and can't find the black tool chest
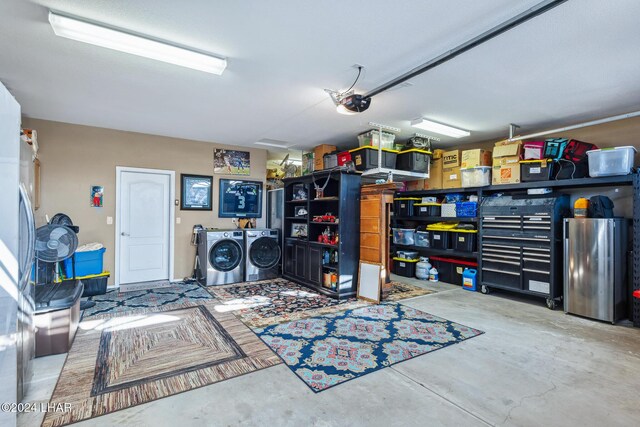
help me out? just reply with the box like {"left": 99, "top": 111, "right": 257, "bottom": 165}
{"left": 479, "top": 195, "right": 570, "bottom": 308}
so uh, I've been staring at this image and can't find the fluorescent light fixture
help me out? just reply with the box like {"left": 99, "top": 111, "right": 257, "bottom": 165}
{"left": 255, "top": 140, "right": 291, "bottom": 149}
{"left": 48, "top": 11, "right": 227, "bottom": 75}
{"left": 411, "top": 118, "right": 470, "bottom": 138}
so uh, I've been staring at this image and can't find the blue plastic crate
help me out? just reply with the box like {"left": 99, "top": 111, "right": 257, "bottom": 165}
{"left": 63, "top": 248, "right": 106, "bottom": 278}
{"left": 456, "top": 201, "right": 478, "bottom": 218}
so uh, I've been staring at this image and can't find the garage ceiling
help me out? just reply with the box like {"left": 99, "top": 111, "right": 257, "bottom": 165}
{"left": 1, "top": 0, "right": 639, "bottom": 149}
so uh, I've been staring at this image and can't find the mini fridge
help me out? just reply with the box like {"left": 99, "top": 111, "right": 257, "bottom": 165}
{"left": 564, "top": 218, "right": 628, "bottom": 323}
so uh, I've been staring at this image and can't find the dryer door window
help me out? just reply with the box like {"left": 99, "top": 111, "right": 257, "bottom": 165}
{"left": 209, "top": 239, "right": 243, "bottom": 272}
{"left": 249, "top": 237, "right": 281, "bottom": 269}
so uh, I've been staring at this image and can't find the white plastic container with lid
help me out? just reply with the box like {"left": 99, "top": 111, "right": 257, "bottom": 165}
{"left": 461, "top": 166, "right": 491, "bottom": 187}
{"left": 587, "top": 146, "right": 637, "bottom": 177}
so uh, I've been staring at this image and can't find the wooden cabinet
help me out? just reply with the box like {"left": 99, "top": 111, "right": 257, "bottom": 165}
{"left": 282, "top": 171, "right": 361, "bottom": 299}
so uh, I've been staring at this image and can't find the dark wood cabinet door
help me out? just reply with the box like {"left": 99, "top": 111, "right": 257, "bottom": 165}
{"left": 284, "top": 241, "right": 296, "bottom": 276}
{"left": 294, "top": 243, "right": 307, "bottom": 279}
{"left": 308, "top": 245, "right": 322, "bottom": 285}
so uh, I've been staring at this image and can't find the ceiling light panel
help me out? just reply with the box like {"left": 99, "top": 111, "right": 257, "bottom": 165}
{"left": 48, "top": 11, "right": 227, "bottom": 75}
{"left": 410, "top": 118, "right": 470, "bottom": 138}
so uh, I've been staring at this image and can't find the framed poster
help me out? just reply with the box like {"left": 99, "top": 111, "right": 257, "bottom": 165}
{"left": 91, "top": 185, "right": 104, "bottom": 207}
{"left": 218, "top": 179, "right": 263, "bottom": 218}
{"left": 181, "top": 174, "right": 213, "bottom": 210}
{"left": 294, "top": 205, "right": 307, "bottom": 217}
{"left": 214, "top": 149, "right": 250, "bottom": 175}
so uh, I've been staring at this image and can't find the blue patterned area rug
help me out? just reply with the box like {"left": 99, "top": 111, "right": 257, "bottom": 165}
{"left": 82, "top": 281, "right": 212, "bottom": 318}
{"left": 254, "top": 302, "right": 483, "bottom": 392}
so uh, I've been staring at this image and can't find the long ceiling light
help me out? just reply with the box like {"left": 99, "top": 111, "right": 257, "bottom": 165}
{"left": 411, "top": 118, "right": 470, "bottom": 138}
{"left": 48, "top": 11, "right": 227, "bottom": 75}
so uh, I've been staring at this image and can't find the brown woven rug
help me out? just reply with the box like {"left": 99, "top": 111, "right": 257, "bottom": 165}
{"left": 42, "top": 300, "right": 280, "bottom": 427}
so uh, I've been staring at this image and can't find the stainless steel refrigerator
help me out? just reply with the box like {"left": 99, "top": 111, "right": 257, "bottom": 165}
{"left": 564, "top": 218, "right": 628, "bottom": 323}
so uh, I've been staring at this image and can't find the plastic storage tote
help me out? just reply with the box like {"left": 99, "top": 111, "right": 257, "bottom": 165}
{"left": 414, "top": 203, "right": 441, "bottom": 217}
{"left": 455, "top": 201, "right": 478, "bottom": 218}
{"left": 392, "top": 257, "right": 419, "bottom": 277}
{"left": 79, "top": 272, "right": 110, "bottom": 297}
{"left": 521, "top": 159, "right": 555, "bottom": 181}
{"left": 323, "top": 153, "right": 338, "bottom": 169}
{"left": 358, "top": 129, "right": 396, "bottom": 149}
{"left": 451, "top": 229, "right": 477, "bottom": 252}
{"left": 523, "top": 141, "right": 545, "bottom": 160}
{"left": 587, "top": 146, "right": 637, "bottom": 177}
{"left": 337, "top": 151, "right": 352, "bottom": 166}
{"left": 396, "top": 149, "right": 431, "bottom": 173}
{"left": 414, "top": 231, "right": 430, "bottom": 247}
{"left": 349, "top": 146, "right": 398, "bottom": 171}
{"left": 394, "top": 197, "right": 421, "bottom": 217}
{"left": 396, "top": 250, "right": 419, "bottom": 259}
{"left": 63, "top": 247, "right": 106, "bottom": 278}
{"left": 392, "top": 228, "right": 415, "bottom": 246}
{"left": 430, "top": 230, "right": 450, "bottom": 249}
{"left": 461, "top": 166, "right": 491, "bottom": 187}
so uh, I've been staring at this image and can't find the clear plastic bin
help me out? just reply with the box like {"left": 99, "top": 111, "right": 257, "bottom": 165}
{"left": 392, "top": 228, "right": 415, "bottom": 246}
{"left": 415, "top": 231, "right": 430, "bottom": 247}
{"left": 461, "top": 166, "right": 491, "bottom": 187}
{"left": 587, "top": 146, "right": 637, "bottom": 177}
{"left": 358, "top": 129, "right": 396, "bottom": 149}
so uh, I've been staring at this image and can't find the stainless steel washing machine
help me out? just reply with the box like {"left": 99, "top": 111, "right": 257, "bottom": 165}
{"left": 198, "top": 229, "right": 244, "bottom": 286}
{"left": 245, "top": 229, "right": 281, "bottom": 281}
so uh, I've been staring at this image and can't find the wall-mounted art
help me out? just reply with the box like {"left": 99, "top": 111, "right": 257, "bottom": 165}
{"left": 214, "top": 149, "right": 250, "bottom": 175}
{"left": 181, "top": 174, "right": 213, "bottom": 210}
{"left": 91, "top": 185, "right": 103, "bottom": 207}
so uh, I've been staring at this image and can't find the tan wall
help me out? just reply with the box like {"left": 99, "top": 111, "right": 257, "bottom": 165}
{"left": 23, "top": 118, "right": 267, "bottom": 286}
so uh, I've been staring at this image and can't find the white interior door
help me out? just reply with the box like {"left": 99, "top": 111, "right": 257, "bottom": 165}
{"left": 118, "top": 170, "right": 171, "bottom": 284}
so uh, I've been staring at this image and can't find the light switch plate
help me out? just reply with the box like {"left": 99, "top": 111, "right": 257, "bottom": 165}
{"left": 107, "top": 216, "right": 113, "bottom": 225}
{"left": 176, "top": 217, "right": 181, "bottom": 224}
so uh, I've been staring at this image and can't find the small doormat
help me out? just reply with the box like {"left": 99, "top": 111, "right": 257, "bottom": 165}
{"left": 43, "top": 300, "right": 281, "bottom": 427}
{"left": 82, "top": 281, "right": 212, "bottom": 319}
{"left": 254, "top": 302, "right": 483, "bottom": 393}
{"left": 119, "top": 280, "right": 173, "bottom": 293}
{"left": 208, "top": 280, "right": 433, "bottom": 328}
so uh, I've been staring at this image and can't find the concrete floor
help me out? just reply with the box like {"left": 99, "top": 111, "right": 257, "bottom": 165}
{"left": 19, "top": 278, "right": 640, "bottom": 427}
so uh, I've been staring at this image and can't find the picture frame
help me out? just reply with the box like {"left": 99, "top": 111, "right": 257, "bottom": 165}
{"left": 357, "top": 261, "right": 383, "bottom": 303}
{"left": 213, "top": 149, "right": 251, "bottom": 175}
{"left": 292, "top": 183, "right": 308, "bottom": 201}
{"left": 294, "top": 205, "right": 308, "bottom": 217}
{"left": 218, "top": 179, "right": 263, "bottom": 218}
{"left": 90, "top": 185, "right": 104, "bottom": 207}
{"left": 291, "top": 223, "right": 308, "bottom": 238}
{"left": 181, "top": 174, "right": 213, "bottom": 210}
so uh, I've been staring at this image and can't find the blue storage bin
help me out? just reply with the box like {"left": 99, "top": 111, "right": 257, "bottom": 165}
{"left": 456, "top": 201, "right": 478, "bottom": 218}
{"left": 63, "top": 248, "right": 106, "bottom": 278}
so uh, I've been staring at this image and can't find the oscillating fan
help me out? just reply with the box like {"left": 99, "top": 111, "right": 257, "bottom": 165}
{"left": 35, "top": 225, "right": 78, "bottom": 264}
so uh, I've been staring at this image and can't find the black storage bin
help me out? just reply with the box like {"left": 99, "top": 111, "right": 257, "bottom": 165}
{"left": 394, "top": 198, "right": 420, "bottom": 217}
{"left": 521, "top": 160, "right": 555, "bottom": 182}
{"left": 430, "top": 230, "right": 450, "bottom": 249}
{"left": 414, "top": 203, "right": 441, "bottom": 217}
{"left": 349, "top": 147, "right": 398, "bottom": 171}
{"left": 451, "top": 259, "right": 478, "bottom": 286}
{"left": 452, "top": 231, "right": 477, "bottom": 253}
{"left": 396, "top": 149, "right": 431, "bottom": 172}
{"left": 80, "top": 274, "right": 110, "bottom": 297}
{"left": 430, "top": 256, "right": 453, "bottom": 283}
{"left": 392, "top": 257, "right": 418, "bottom": 277}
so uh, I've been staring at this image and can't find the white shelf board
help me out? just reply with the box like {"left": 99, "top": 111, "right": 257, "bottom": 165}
{"left": 361, "top": 168, "right": 429, "bottom": 182}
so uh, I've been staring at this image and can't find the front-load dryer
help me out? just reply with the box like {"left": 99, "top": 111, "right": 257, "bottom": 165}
{"left": 245, "top": 229, "right": 281, "bottom": 281}
{"left": 198, "top": 229, "right": 244, "bottom": 286}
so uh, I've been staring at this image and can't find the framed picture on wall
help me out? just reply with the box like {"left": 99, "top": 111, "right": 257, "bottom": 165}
{"left": 218, "top": 179, "right": 263, "bottom": 218}
{"left": 213, "top": 149, "right": 251, "bottom": 175}
{"left": 181, "top": 174, "right": 213, "bottom": 210}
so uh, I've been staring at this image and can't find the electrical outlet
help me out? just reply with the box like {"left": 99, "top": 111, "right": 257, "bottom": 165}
{"left": 176, "top": 217, "right": 181, "bottom": 224}
{"left": 107, "top": 216, "right": 113, "bottom": 225}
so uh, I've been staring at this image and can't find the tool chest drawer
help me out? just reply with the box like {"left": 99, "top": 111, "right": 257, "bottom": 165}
{"left": 481, "top": 268, "right": 521, "bottom": 289}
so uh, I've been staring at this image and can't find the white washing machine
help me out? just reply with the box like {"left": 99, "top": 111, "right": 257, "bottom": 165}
{"left": 245, "top": 229, "right": 281, "bottom": 281}
{"left": 198, "top": 229, "right": 245, "bottom": 286}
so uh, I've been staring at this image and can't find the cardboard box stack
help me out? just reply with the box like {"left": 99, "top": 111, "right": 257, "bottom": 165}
{"left": 461, "top": 149, "right": 492, "bottom": 168}
{"left": 492, "top": 140, "right": 522, "bottom": 184}
{"left": 442, "top": 149, "right": 462, "bottom": 189}
{"left": 313, "top": 144, "right": 336, "bottom": 171}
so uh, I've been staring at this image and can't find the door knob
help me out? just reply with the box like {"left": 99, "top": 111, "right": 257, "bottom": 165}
{"left": 121, "top": 232, "right": 129, "bottom": 236}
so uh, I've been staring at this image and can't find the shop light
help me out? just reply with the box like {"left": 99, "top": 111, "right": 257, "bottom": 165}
{"left": 48, "top": 11, "right": 227, "bottom": 75}
{"left": 411, "top": 118, "right": 470, "bottom": 138}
